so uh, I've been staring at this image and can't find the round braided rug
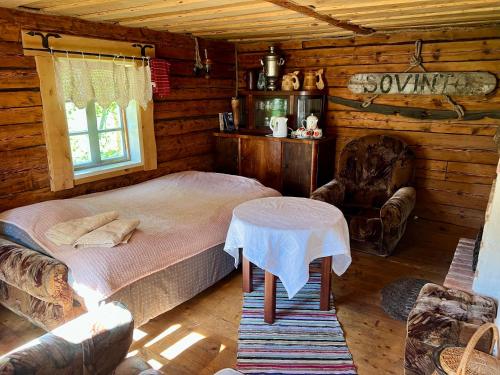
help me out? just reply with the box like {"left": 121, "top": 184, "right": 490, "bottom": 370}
{"left": 381, "top": 278, "right": 431, "bottom": 321}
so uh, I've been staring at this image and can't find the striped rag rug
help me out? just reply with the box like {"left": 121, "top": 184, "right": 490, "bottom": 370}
{"left": 237, "top": 265, "right": 357, "bottom": 374}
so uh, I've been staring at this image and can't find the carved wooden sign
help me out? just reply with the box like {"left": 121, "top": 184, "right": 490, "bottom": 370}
{"left": 348, "top": 72, "right": 497, "bottom": 96}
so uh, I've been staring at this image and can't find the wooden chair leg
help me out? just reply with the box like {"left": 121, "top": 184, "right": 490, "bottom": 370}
{"left": 320, "top": 256, "right": 332, "bottom": 311}
{"left": 242, "top": 256, "right": 253, "bottom": 293}
{"left": 264, "top": 271, "right": 276, "bottom": 324}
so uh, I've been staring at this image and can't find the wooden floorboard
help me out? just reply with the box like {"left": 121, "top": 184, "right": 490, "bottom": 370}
{"left": 0, "top": 218, "right": 477, "bottom": 374}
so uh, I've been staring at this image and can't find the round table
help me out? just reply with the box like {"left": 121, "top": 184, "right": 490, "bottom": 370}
{"left": 224, "top": 196, "right": 351, "bottom": 324}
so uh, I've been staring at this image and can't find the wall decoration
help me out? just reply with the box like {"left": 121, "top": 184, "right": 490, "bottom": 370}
{"left": 346, "top": 40, "right": 499, "bottom": 120}
{"left": 348, "top": 72, "right": 497, "bottom": 96}
{"left": 193, "top": 37, "right": 204, "bottom": 76}
{"left": 330, "top": 96, "right": 500, "bottom": 121}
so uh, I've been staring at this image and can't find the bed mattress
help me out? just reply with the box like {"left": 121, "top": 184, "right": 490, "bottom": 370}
{"left": 0, "top": 171, "right": 280, "bottom": 325}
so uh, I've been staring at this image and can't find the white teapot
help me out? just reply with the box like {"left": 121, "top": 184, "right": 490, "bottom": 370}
{"left": 269, "top": 116, "right": 288, "bottom": 138}
{"left": 301, "top": 113, "right": 319, "bottom": 130}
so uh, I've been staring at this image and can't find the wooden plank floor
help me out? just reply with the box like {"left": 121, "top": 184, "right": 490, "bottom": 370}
{"left": 0, "top": 218, "right": 476, "bottom": 374}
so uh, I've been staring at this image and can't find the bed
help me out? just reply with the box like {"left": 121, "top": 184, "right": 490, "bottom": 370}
{"left": 0, "top": 171, "right": 280, "bottom": 330}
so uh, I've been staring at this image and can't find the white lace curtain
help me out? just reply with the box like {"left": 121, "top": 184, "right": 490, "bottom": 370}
{"left": 53, "top": 56, "right": 152, "bottom": 109}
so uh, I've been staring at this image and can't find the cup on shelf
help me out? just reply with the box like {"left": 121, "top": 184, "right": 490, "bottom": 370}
{"left": 313, "top": 129, "right": 323, "bottom": 139}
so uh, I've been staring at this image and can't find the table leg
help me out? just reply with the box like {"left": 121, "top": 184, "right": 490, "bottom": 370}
{"left": 242, "top": 256, "right": 253, "bottom": 293}
{"left": 320, "top": 256, "right": 332, "bottom": 311}
{"left": 264, "top": 271, "right": 276, "bottom": 324}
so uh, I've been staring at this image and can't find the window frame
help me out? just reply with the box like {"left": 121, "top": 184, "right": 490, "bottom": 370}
{"left": 25, "top": 31, "right": 157, "bottom": 192}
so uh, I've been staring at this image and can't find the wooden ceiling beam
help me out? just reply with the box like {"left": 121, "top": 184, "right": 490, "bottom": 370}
{"left": 262, "top": 0, "right": 375, "bottom": 34}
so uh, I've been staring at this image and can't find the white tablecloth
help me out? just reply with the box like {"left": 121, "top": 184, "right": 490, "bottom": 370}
{"left": 224, "top": 196, "right": 351, "bottom": 298}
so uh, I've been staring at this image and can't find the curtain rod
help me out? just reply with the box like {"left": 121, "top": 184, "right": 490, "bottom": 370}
{"left": 24, "top": 31, "right": 154, "bottom": 59}
{"left": 23, "top": 47, "right": 152, "bottom": 61}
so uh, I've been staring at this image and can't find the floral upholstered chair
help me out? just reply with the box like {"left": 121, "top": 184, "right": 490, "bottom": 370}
{"left": 311, "top": 134, "right": 416, "bottom": 256}
{"left": 0, "top": 301, "right": 162, "bottom": 375}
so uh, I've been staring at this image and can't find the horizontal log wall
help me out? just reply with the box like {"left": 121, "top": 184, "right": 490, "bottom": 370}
{"left": 0, "top": 7, "right": 234, "bottom": 211}
{"left": 238, "top": 25, "right": 500, "bottom": 229}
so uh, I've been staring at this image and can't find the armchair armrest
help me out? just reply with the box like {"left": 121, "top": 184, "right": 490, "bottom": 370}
{"left": 310, "top": 179, "right": 345, "bottom": 206}
{"left": 0, "top": 238, "right": 72, "bottom": 310}
{"left": 380, "top": 187, "right": 416, "bottom": 231}
{"left": 0, "top": 302, "right": 134, "bottom": 375}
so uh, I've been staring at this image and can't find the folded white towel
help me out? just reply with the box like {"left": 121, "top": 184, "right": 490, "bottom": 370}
{"left": 45, "top": 211, "right": 119, "bottom": 246}
{"left": 73, "top": 219, "right": 140, "bottom": 248}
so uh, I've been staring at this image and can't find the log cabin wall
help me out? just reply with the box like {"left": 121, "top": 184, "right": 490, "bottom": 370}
{"left": 238, "top": 25, "right": 500, "bottom": 229}
{"left": 0, "top": 7, "right": 234, "bottom": 211}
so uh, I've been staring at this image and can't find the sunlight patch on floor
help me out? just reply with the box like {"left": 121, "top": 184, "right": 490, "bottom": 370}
{"left": 144, "top": 324, "right": 181, "bottom": 348}
{"left": 160, "top": 332, "right": 206, "bottom": 360}
{"left": 133, "top": 328, "right": 148, "bottom": 341}
{"left": 126, "top": 349, "right": 139, "bottom": 358}
{"left": 52, "top": 303, "right": 132, "bottom": 344}
{"left": 147, "top": 358, "right": 164, "bottom": 370}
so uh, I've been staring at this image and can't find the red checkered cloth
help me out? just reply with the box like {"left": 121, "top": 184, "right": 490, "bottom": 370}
{"left": 150, "top": 58, "right": 171, "bottom": 98}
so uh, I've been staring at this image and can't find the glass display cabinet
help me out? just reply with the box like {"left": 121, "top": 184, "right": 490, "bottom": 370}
{"left": 239, "top": 90, "right": 327, "bottom": 133}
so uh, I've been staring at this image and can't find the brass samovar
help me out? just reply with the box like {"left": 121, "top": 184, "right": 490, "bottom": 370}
{"left": 260, "top": 46, "right": 285, "bottom": 91}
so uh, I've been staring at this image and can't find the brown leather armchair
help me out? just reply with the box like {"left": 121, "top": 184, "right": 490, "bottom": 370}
{"left": 311, "top": 135, "right": 416, "bottom": 256}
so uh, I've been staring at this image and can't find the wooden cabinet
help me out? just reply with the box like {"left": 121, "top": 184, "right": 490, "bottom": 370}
{"left": 238, "top": 90, "right": 327, "bottom": 133}
{"left": 215, "top": 136, "right": 238, "bottom": 175}
{"left": 240, "top": 138, "right": 282, "bottom": 190}
{"left": 214, "top": 132, "right": 335, "bottom": 196}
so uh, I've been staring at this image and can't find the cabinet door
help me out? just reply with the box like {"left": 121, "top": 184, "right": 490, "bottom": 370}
{"left": 252, "top": 96, "right": 290, "bottom": 130}
{"left": 282, "top": 142, "right": 312, "bottom": 197}
{"left": 295, "top": 95, "right": 325, "bottom": 131}
{"left": 215, "top": 137, "right": 239, "bottom": 175}
{"left": 317, "top": 139, "right": 335, "bottom": 188}
{"left": 240, "top": 139, "right": 282, "bottom": 191}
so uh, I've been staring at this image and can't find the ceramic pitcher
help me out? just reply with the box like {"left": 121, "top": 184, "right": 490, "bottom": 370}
{"left": 315, "top": 68, "right": 325, "bottom": 90}
{"left": 281, "top": 71, "right": 300, "bottom": 91}
{"left": 269, "top": 116, "right": 288, "bottom": 138}
{"left": 303, "top": 69, "right": 325, "bottom": 90}
{"left": 301, "top": 113, "right": 319, "bottom": 130}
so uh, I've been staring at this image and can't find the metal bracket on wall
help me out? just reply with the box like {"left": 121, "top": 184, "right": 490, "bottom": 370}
{"left": 26, "top": 31, "right": 61, "bottom": 49}
{"left": 132, "top": 43, "right": 154, "bottom": 57}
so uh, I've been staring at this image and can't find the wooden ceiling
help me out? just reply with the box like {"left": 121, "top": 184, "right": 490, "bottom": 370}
{"left": 3, "top": 0, "right": 500, "bottom": 42}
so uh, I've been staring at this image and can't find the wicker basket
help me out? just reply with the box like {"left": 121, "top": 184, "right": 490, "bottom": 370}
{"left": 434, "top": 323, "right": 500, "bottom": 375}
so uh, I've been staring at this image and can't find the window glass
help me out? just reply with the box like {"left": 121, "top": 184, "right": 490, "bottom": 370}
{"left": 99, "top": 131, "right": 125, "bottom": 160}
{"left": 69, "top": 134, "right": 92, "bottom": 166}
{"left": 65, "top": 101, "right": 134, "bottom": 171}
{"left": 65, "top": 103, "right": 88, "bottom": 133}
{"left": 95, "top": 102, "right": 122, "bottom": 131}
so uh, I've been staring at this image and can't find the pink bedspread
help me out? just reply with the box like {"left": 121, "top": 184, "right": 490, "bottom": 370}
{"left": 0, "top": 171, "right": 280, "bottom": 308}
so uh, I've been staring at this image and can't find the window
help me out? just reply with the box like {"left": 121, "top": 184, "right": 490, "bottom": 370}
{"left": 66, "top": 101, "right": 130, "bottom": 169}
{"left": 65, "top": 100, "right": 144, "bottom": 179}
{"left": 24, "top": 31, "right": 157, "bottom": 191}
